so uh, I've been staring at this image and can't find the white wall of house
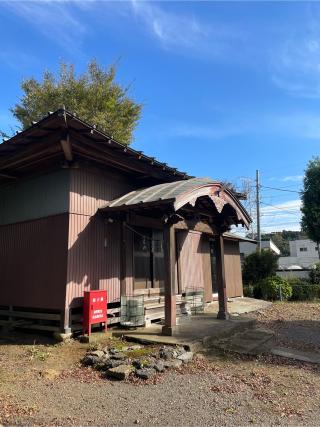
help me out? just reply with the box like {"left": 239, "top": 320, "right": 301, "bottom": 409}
{"left": 278, "top": 239, "right": 319, "bottom": 270}
{"left": 239, "top": 239, "right": 280, "bottom": 258}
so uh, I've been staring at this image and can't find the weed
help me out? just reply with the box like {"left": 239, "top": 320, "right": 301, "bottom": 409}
{"left": 27, "top": 343, "right": 51, "bottom": 362}
{"left": 124, "top": 347, "right": 155, "bottom": 359}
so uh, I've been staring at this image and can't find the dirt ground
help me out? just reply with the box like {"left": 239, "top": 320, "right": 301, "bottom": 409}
{"left": 1, "top": 302, "right": 320, "bottom": 426}
{"left": 246, "top": 301, "right": 320, "bottom": 353}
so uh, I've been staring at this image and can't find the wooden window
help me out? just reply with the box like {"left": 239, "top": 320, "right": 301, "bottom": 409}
{"left": 133, "top": 227, "right": 164, "bottom": 291}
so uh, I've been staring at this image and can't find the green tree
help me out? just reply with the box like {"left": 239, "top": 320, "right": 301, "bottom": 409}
{"left": 10, "top": 60, "right": 142, "bottom": 145}
{"left": 242, "top": 250, "right": 279, "bottom": 285}
{"left": 301, "top": 157, "right": 320, "bottom": 258}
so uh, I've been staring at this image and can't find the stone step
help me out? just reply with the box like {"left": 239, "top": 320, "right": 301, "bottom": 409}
{"left": 212, "top": 327, "right": 274, "bottom": 355}
{"left": 271, "top": 347, "right": 320, "bottom": 364}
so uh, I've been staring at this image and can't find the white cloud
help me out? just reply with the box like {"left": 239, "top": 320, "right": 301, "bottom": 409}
{"left": 282, "top": 175, "right": 303, "bottom": 182}
{"left": 2, "top": 0, "right": 87, "bottom": 53}
{"left": 130, "top": 0, "right": 245, "bottom": 60}
{"left": 271, "top": 8, "right": 320, "bottom": 98}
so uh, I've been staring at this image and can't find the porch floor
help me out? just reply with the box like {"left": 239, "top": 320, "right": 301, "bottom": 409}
{"left": 112, "top": 297, "right": 271, "bottom": 351}
{"left": 112, "top": 315, "right": 255, "bottom": 351}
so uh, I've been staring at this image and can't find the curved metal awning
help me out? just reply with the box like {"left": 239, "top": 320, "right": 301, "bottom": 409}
{"left": 100, "top": 178, "right": 251, "bottom": 229}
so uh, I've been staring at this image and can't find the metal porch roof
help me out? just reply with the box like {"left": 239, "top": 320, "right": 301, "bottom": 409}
{"left": 102, "top": 177, "right": 217, "bottom": 209}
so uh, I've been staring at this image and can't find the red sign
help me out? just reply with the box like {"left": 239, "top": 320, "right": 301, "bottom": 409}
{"left": 83, "top": 290, "right": 107, "bottom": 335}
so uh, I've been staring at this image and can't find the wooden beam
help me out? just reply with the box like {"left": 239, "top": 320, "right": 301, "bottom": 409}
{"left": 60, "top": 132, "right": 73, "bottom": 161}
{"left": 215, "top": 233, "right": 229, "bottom": 320}
{"left": 120, "top": 221, "right": 127, "bottom": 296}
{"left": 162, "top": 224, "right": 177, "bottom": 336}
{"left": 127, "top": 214, "right": 163, "bottom": 230}
{"left": 0, "top": 172, "right": 17, "bottom": 180}
{"left": 174, "top": 219, "right": 215, "bottom": 235}
{"left": 70, "top": 130, "right": 181, "bottom": 181}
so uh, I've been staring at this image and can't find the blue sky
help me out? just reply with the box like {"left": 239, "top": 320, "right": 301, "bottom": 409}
{"left": 1, "top": 1, "right": 319, "bottom": 234}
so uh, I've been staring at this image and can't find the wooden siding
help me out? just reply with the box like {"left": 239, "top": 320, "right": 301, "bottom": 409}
{"left": 66, "top": 168, "right": 135, "bottom": 310}
{"left": 201, "top": 237, "right": 213, "bottom": 302}
{"left": 69, "top": 168, "right": 135, "bottom": 216}
{"left": 176, "top": 231, "right": 206, "bottom": 293}
{"left": 0, "top": 214, "right": 69, "bottom": 310}
{"left": 224, "top": 240, "right": 243, "bottom": 298}
{"left": 0, "top": 170, "right": 69, "bottom": 226}
{"left": 66, "top": 213, "right": 122, "bottom": 308}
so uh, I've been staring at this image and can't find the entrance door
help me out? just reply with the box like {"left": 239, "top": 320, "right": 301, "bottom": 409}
{"left": 209, "top": 238, "right": 219, "bottom": 295}
{"left": 133, "top": 228, "right": 152, "bottom": 290}
{"left": 133, "top": 228, "right": 165, "bottom": 291}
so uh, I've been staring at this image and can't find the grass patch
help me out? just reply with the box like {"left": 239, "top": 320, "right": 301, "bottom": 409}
{"left": 27, "top": 344, "right": 51, "bottom": 362}
{"left": 124, "top": 347, "right": 156, "bottom": 359}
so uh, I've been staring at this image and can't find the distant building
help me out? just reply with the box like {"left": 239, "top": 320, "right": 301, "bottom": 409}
{"left": 239, "top": 239, "right": 280, "bottom": 263}
{"left": 278, "top": 239, "right": 319, "bottom": 270}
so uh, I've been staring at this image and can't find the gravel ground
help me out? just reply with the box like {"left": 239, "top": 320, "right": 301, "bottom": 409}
{"left": 246, "top": 301, "right": 320, "bottom": 353}
{"left": 1, "top": 302, "right": 320, "bottom": 426}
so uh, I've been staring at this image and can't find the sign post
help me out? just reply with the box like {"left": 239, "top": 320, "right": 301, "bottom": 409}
{"left": 83, "top": 290, "right": 107, "bottom": 336}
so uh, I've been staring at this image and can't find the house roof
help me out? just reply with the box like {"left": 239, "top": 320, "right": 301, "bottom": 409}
{"left": 101, "top": 177, "right": 251, "bottom": 228}
{"left": 0, "top": 108, "right": 190, "bottom": 183}
{"left": 223, "top": 232, "right": 257, "bottom": 243}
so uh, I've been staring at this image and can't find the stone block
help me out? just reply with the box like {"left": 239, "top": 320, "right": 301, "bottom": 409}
{"left": 106, "top": 364, "right": 134, "bottom": 380}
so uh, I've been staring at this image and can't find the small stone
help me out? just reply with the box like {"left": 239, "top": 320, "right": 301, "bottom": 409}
{"left": 135, "top": 368, "right": 156, "bottom": 380}
{"left": 101, "top": 352, "right": 110, "bottom": 361}
{"left": 132, "top": 358, "right": 150, "bottom": 369}
{"left": 82, "top": 355, "right": 99, "bottom": 366}
{"left": 105, "top": 359, "right": 126, "bottom": 369}
{"left": 177, "top": 351, "right": 194, "bottom": 364}
{"left": 154, "top": 360, "right": 165, "bottom": 372}
{"left": 110, "top": 353, "right": 126, "bottom": 360}
{"left": 159, "top": 346, "right": 176, "bottom": 360}
{"left": 163, "top": 359, "right": 183, "bottom": 369}
{"left": 175, "top": 346, "right": 186, "bottom": 356}
{"left": 106, "top": 364, "right": 134, "bottom": 380}
{"left": 88, "top": 350, "right": 104, "bottom": 359}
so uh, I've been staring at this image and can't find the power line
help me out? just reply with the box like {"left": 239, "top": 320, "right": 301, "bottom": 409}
{"left": 260, "top": 201, "right": 301, "bottom": 213}
{"left": 260, "top": 185, "right": 301, "bottom": 194}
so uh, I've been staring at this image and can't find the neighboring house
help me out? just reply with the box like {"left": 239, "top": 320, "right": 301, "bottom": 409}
{"left": 0, "top": 109, "right": 251, "bottom": 336}
{"left": 278, "top": 239, "right": 320, "bottom": 270}
{"left": 239, "top": 239, "right": 280, "bottom": 263}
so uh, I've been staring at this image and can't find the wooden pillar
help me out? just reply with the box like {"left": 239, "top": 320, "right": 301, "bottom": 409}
{"left": 162, "top": 224, "right": 177, "bottom": 336}
{"left": 120, "top": 221, "right": 127, "bottom": 297}
{"left": 216, "top": 233, "right": 229, "bottom": 320}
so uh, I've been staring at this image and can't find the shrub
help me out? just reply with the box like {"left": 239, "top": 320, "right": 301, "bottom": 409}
{"left": 243, "top": 285, "right": 254, "bottom": 298}
{"left": 289, "top": 277, "right": 320, "bottom": 301}
{"left": 309, "top": 262, "right": 320, "bottom": 284}
{"left": 242, "top": 250, "right": 278, "bottom": 286}
{"left": 258, "top": 276, "right": 292, "bottom": 301}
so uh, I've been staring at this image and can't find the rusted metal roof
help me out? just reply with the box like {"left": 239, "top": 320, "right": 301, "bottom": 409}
{"left": 102, "top": 177, "right": 216, "bottom": 209}
{"left": 100, "top": 177, "right": 252, "bottom": 228}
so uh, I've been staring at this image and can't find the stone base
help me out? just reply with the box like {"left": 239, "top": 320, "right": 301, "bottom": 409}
{"left": 217, "top": 311, "right": 230, "bottom": 320}
{"left": 176, "top": 315, "right": 192, "bottom": 326}
{"left": 53, "top": 332, "right": 73, "bottom": 342}
{"left": 162, "top": 325, "right": 179, "bottom": 336}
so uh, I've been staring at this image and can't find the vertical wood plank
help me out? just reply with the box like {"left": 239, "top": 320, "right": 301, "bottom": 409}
{"left": 162, "top": 224, "right": 177, "bottom": 335}
{"left": 216, "top": 234, "right": 229, "bottom": 320}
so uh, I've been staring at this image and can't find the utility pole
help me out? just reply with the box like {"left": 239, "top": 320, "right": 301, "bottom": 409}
{"left": 256, "top": 169, "right": 261, "bottom": 252}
